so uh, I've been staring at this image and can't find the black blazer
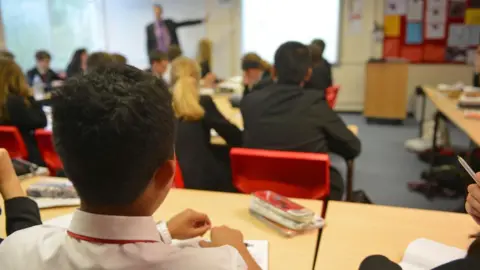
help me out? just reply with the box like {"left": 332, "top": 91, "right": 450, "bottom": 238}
{"left": 0, "top": 197, "right": 41, "bottom": 244}
{"left": 241, "top": 83, "right": 360, "bottom": 160}
{"left": 0, "top": 95, "right": 47, "bottom": 165}
{"left": 146, "top": 19, "right": 203, "bottom": 53}
{"left": 305, "top": 60, "right": 333, "bottom": 95}
{"left": 26, "top": 67, "right": 62, "bottom": 92}
{"left": 175, "top": 95, "right": 242, "bottom": 191}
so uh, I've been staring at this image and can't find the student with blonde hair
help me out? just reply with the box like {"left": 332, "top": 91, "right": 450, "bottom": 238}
{"left": 172, "top": 57, "right": 241, "bottom": 191}
{"left": 196, "top": 38, "right": 216, "bottom": 87}
{"left": 0, "top": 59, "right": 47, "bottom": 165}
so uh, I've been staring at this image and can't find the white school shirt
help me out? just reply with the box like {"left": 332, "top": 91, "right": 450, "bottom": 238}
{"left": 0, "top": 210, "right": 246, "bottom": 270}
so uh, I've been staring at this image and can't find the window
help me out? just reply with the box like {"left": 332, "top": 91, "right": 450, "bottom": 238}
{"left": 242, "top": 0, "right": 341, "bottom": 64}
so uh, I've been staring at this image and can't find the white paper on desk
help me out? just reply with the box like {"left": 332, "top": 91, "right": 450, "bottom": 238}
{"left": 425, "top": 22, "right": 445, "bottom": 39}
{"left": 44, "top": 213, "right": 73, "bottom": 228}
{"left": 407, "top": 0, "right": 424, "bottom": 21}
{"left": 399, "top": 238, "right": 466, "bottom": 270}
{"left": 426, "top": 0, "right": 447, "bottom": 22}
{"left": 385, "top": 0, "right": 407, "bottom": 15}
{"left": 245, "top": 240, "right": 269, "bottom": 270}
{"left": 448, "top": 24, "right": 470, "bottom": 46}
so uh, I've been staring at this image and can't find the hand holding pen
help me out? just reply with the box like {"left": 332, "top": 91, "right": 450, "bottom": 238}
{"left": 458, "top": 156, "right": 480, "bottom": 225}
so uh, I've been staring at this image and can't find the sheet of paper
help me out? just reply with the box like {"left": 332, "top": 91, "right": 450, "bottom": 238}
{"left": 467, "top": 49, "right": 477, "bottom": 64}
{"left": 466, "top": 8, "right": 480, "bottom": 25}
{"left": 385, "top": 0, "right": 407, "bottom": 15}
{"left": 44, "top": 213, "right": 73, "bottom": 228}
{"left": 406, "top": 22, "right": 423, "bottom": 44}
{"left": 448, "top": 24, "right": 470, "bottom": 46}
{"left": 400, "top": 238, "right": 466, "bottom": 270}
{"left": 407, "top": 0, "right": 424, "bottom": 21}
{"left": 449, "top": 0, "right": 467, "bottom": 18}
{"left": 426, "top": 0, "right": 447, "bottom": 22}
{"left": 384, "top": 15, "right": 401, "bottom": 37}
{"left": 245, "top": 240, "right": 269, "bottom": 270}
{"left": 469, "top": 25, "right": 480, "bottom": 45}
{"left": 425, "top": 22, "right": 445, "bottom": 39}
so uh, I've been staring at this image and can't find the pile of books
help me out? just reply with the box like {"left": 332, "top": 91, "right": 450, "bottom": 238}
{"left": 249, "top": 190, "right": 324, "bottom": 237}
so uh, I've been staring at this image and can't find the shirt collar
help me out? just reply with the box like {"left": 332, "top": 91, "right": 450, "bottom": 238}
{"left": 68, "top": 210, "right": 161, "bottom": 242}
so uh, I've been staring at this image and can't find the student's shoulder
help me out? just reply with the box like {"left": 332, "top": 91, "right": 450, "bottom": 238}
{"left": 26, "top": 67, "right": 37, "bottom": 76}
{"left": 0, "top": 225, "right": 63, "bottom": 252}
{"left": 200, "top": 95, "right": 215, "bottom": 106}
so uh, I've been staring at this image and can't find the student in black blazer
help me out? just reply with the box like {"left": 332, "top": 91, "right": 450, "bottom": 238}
{"left": 146, "top": 4, "right": 205, "bottom": 54}
{"left": 26, "top": 50, "right": 62, "bottom": 92}
{"left": 0, "top": 59, "right": 47, "bottom": 166}
{"left": 171, "top": 57, "right": 242, "bottom": 192}
{"left": 241, "top": 42, "right": 361, "bottom": 200}
{"left": 241, "top": 53, "right": 273, "bottom": 98}
{"left": 305, "top": 44, "right": 332, "bottom": 95}
{"left": 0, "top": 149, "right": 42, "bottom": 244}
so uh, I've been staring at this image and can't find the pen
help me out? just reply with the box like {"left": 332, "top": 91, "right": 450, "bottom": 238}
{"left": 457, "top": 156, "right": 480, "bottom": 185}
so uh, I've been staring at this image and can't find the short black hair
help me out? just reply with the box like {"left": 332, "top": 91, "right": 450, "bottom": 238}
{"left": 86, "top": 52, "right": 113, "bottom": 72}
{"left": 52, "top": 64, "right": 175, "bottom": 206}
{"left": 311, "top": 39, "right": 326, "bottom": 55}
{"left": 35, "top": 50, "right": 51, "bottom": 61}
{"left": 274, "top": 41, "right": 311, "bottom": 85}
{"left": 149, "top": 50, "right": 168, "bottom": 65}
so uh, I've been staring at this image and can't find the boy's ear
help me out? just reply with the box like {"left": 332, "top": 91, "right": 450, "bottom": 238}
{"left": 153, "top": 159, "right": 175, "bottom": 190}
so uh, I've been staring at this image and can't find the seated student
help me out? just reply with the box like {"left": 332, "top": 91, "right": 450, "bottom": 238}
{"left": 304, "top": 44, "right": 332, "bottom": 95}
{"left": 66, "top": 48, "right": 88, "bottom": 78}
{"left": 311, "top": 39, "right": 333, "bottom": 87}
{"left": 27, "top": 50, "right": 62, "bottom": 92}
{"left": 0, "top": 64, "right": 260, "bottom": 270}
{"left": 0, "top": 59, "right": 47, "bottom": 165}
{"left": 241, "top": 41, "right": 361, "bottom": 200}
{"left": 164, "top": 45, "right": 183, "bottom": 85}
{"left": 359, "top": 177, "right": 480, "bottom": 270}
{"left": 241, "top": 53, "right": 273, "bottom": 97}
{"left": 172, "top": 57, "right": 242, "bottom": 191}
{"left": 147, "top": 50, "right": 169, "bottom": 80}
{"left": 0, "top": 148, "right": 42, "bottom": 244}
{"left": 111, "top": 53, "right": 127, "bottom": 64}
{"left": 196, "top": 38, "right": 217, "bottom": 88}
{"left": 86, "top": 52, "right": 113, "bottom": 72}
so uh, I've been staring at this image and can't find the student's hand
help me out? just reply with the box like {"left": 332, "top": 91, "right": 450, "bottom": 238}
{"left": 203, "top": 72, "right": 216, "bottom": 88}
{"left": 199, "top": 225, "right": 244, "bottom": 250}
{"left": 466, "top": 175, "right": 480, "bottom": 225}
{"left": 167, "top": 209, "right": 211, "bottom": 239}
{"left": 0, "top": 149, "right": 25, "bottom": 200}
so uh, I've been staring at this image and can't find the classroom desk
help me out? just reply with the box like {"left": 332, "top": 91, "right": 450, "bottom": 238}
{"left": 421, "top": 87, "right": 480, "bottom": 145}
{"left": 315, "top": 201, "right": 478, "bottom": 270}
{"left": 1, "top": 177, "right": 323, "bottom": 270}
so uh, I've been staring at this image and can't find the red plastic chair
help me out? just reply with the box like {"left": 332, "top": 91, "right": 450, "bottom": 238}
{"left": 173, "top": 160, "right": 185, "bottom": 188}
{"left": 34, "top": 129, "right": 63, "bottom": 175}
{"left": 230, "top": 148, "right": 330, "bottom": 216}
{"left": 326, "top": 85, "right": 340, "bottom": 108}
{"left": 0, "top": 126, "right": 28, "bottom": 159}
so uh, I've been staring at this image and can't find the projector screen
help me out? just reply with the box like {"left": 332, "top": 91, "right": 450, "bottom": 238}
{"left": 242, "top": 0, "right": 341, "bottom": 64}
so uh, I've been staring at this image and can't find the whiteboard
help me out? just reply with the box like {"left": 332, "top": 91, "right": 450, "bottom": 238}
{"left": 241, "top": 0, "right": 341, "bottom": 64}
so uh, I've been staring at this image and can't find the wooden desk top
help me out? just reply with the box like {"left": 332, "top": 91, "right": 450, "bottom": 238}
{"left": 315, "top": 201, "right": 478, "bottom": 270}
{"left": 211, "top": 95, "right": 358, "bottom": 145}
{"left": 423, "top": 87, "right": 480, "bottom": 145}
{"left": 1, "top": 177, "right": 323, "bottom": 270}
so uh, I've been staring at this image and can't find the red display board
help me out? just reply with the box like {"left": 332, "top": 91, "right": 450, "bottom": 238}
{"left": 383, "top": 0, "right": 480, "bottom": 63}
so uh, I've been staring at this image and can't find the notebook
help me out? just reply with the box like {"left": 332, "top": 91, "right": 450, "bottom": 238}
{"left": 399, "top": 238, "right": 466, "bottom": 270}
{"left": 45, "top": 214, "right": 269, "bottom": 269}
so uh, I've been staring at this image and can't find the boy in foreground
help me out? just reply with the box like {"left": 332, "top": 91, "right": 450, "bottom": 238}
{"left": 0, "top": 64, "right": 260, "bottom": 270}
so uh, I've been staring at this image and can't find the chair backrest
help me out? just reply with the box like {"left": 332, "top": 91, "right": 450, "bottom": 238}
{"left": 326, "top": 85, "right": 340, "bottom": 108}
{"left": 230, "top": 148, "right": 330, "bottom": 199}
{"left": 34, "top": 129, "right": 63, "bottom": 174}
{"left": 0, "top": 126, "right": 28, "bottom": 159}
{"left": 174, "top": 159, "right": 185, "bottom": 188}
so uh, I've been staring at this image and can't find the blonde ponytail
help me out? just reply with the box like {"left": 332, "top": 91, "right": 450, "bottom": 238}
{"left": 171, "top": 57, "right": 205, "bottom": 121}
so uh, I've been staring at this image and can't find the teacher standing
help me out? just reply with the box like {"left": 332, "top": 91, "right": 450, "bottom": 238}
{"left": 146, "top": 4, "right": 206, "bottom": 54}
